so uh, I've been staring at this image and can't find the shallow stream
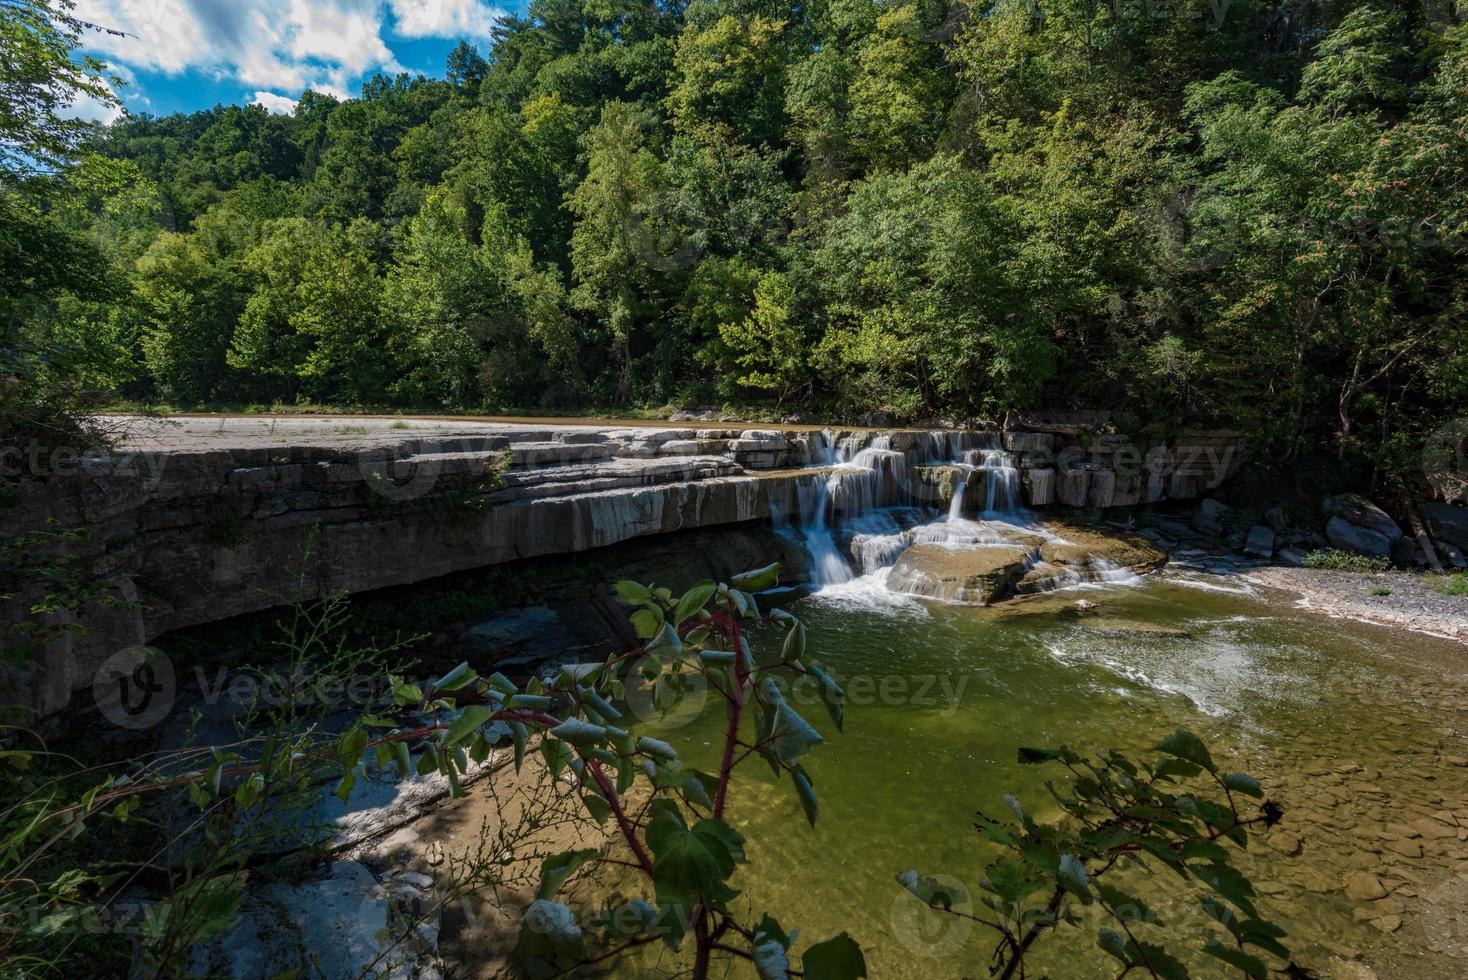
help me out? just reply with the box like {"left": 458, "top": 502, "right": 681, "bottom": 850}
{"left": 631, "top": 567, "right": 1468, "bottom": 979}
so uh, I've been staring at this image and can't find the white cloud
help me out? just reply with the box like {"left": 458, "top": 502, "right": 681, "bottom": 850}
{"left": 75, "top": 1, "right": 406, "bottom": 98}
{"left": 388, "top": 0, "right": 507, "bottom": 41}
{"left": 251, "top": 91, "right": 298, "bottom": 114}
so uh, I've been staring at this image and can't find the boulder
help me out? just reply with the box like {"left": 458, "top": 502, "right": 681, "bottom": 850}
{"left": 1244, "top": 525, "right": 1277, "bottom": 559}
{"left": 1264, "top": 505, "right": 1289, "bottom": 534}
{"left": 1277, "top": 547, "right": 1308, "bottom": 568}
{"left": 1325, "top": 516, "right": 1393, "bottom": 559}
{"left": 886, "top": 544, "right": 1034, "bottom": 604}
{"left": 1423, "top": 502, "right": 1468, "bottom": 552}
{"left": 1323, "top": 494, "right": 1403, "bottom": 543}
{"left": 1194, "top": 498, "right": 1228, "bottom": 535}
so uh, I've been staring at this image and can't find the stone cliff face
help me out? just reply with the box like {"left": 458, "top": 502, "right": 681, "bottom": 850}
{"left": 1, "top": 416, "right": 1244, "bottom": 709}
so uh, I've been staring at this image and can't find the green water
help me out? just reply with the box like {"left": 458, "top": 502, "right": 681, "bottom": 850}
{"left": 629, "top": 572, "right": 1468, "bottom": 978}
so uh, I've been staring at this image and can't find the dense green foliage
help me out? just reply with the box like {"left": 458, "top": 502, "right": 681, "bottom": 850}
{"left": 7, "top": 0, "right": 1468, "bottom": 490}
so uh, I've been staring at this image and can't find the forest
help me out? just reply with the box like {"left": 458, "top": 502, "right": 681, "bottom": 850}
{"left": 5, "top": 0, "right": 1468, "bottom": 493}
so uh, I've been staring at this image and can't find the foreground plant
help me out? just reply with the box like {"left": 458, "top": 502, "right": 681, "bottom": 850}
{"left": 338, "top": 562, "right": 864, "bottom": 979}
{"left": 900, "top": 732, "right": 1311, "bottom": 979}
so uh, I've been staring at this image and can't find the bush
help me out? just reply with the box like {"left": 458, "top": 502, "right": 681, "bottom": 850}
{"left": 1302, "top": 549, "right": 1391, "bottom": 573}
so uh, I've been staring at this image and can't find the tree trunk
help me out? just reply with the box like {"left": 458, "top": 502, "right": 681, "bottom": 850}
{"left": 1405, "top": 502, "right": 1446, "bottom": 573}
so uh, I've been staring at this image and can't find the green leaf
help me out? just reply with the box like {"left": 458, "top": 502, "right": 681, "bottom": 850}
{"left": 759, "top": 679, "right": 823, "bottom": 764}
{"left": 432, "top": 662, "right": 478, "bottom": 692}
{"left": 674, "top": 580, "right": 717, "bottom": 625}
{"left": 1096, "top": 884, "right": 1158, "bottom": 925}
{"left": 637, "top": 736, "right": 677, "bottom": 760}
{"left": 731, "top": 562, "right": 780, "bottom": 591}
{"left": 391, "top": 738, "right": 412, "bottom": 778}
{"left": 581, "top": 793, "right": 611, "bottom": 824}
{"left": 509, "top": 720, "right": 528, "bottom": 771}
{"left": 1127, "top": 940, "right": 1191, "bottom": 980}
{"left": 447, "top": 705, "right": 495, "bottom": 745}
{"left": 646, "top": 622, "right": 683, "bottom": 659}
{"left": 802, "top": 933, "right": 867, "bottom": 980}
{"left": 1222, "top": 771, "right": 1263, "bottom": 798}
{"left": 614, "top": 580, "right": 653, "bottom": 605}
{"left": 1155, "top": 730, "right": 1216, "bottom": 774}
{"left": 235, "top": 771, "right": 265, "bottom": 809}
{"left": 646, "top": 801, "right": 743, "bottom": 909}
{"left": 630, "top": 608, "right": 662, "bottom": 638}
{"left": 537, "top": 849, "right": 599, "bottom": 900}
{"left": 753, "top": 913, "right": 792, "bottom": 951}
{"left": 550, "top": 718, "right": 608, "bottom": 746}
{"left": 541, "top": 738, "right": 572, "bottom": 778}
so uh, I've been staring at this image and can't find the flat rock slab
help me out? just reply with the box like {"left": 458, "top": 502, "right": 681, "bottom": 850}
{"left": 195, "top": 860, "right": 439, "bottom": 979}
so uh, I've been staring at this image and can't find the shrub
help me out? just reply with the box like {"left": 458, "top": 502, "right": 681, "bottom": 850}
{"left": 1302, "top": 549, "right": 1391, "bottom": 572}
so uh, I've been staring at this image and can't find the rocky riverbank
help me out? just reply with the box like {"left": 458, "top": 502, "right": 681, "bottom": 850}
{"left": 1249, "top": 567, "right": 1468, "bottom": 644}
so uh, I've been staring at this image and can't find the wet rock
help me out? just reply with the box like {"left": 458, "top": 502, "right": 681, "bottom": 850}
{"left": 1277, "top": 546, "right": 1309, "bottom": 567}
{"left": 1326, "top": 516, "right": 1395, "bottom": 559}
{"left": 1244, "top": 525, "right": 1277, "bottom": 558}
{"left": 1194, "top": 498, "right": 1228, "bottom": 535}
{"left": 1324, "top": 494, "right": 1405, "bottom": 542}
{"left": 1386, "top": 838, "right": 1425, "bottom": 858}
{"left": 887, "top": 544, "right": 1033, "bottom": 604}
{"left": 1268, "top": 831, "right": 1303, "bottom": 855}
{"left": 1370, "top": 914, "right": 1402, "bottom": 933}
{"left": 1344, "top": 871, "right": 1388, "bottom": 901}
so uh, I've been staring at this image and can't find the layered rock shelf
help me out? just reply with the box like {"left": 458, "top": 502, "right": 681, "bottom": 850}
{"left": 3, "top": 415, "right": 1244, "bottom": 707}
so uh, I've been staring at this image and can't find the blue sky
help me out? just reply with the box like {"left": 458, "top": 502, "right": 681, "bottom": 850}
{"left": 71, "top": 1, "right": 527, "bottom": 120}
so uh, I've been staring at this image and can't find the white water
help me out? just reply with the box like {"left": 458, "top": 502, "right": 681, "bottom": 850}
{"left": 782, "top": 432, "right": 1140, "bottom": 606}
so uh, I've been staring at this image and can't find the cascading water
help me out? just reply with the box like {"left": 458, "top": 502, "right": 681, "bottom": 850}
{"left": 795, "top": 474, "right": 854, "bottom": 587}
{"left": 966, "top": 449, "right": 1021, "bottom": 516}
{"left": 947, "top": 478, "right": 967, "bottom": 521}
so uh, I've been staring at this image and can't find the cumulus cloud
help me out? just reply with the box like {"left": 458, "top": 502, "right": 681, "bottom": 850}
{"left": 75, "top": 0, "right": 404, "bottom": 96}
{"left": 251, "top": 91, "right": 299, "bottom": 115}
{"left": 388, "top": 0, "right": 507, "bottom": 41}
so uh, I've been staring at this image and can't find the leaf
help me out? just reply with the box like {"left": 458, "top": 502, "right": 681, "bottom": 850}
{"left": 614, "top": 580, "right": 653, "bottom": 605}
{"left": 646, "top": 622, "right": 683, "bottom": 659}
{"left": 537, "top": 849, "right": 599, "bottom": 900}
{"left": 1017, "top": 746, "right": 1064, "bottom": 764}
{"left": 509, "top": 720, "right": 528, "bottom": 771}
{"left": 792, "top": 766, "right": 818, "bottom": 827}
{"left": 447, "top": 705, "right": 495, "bottom": 745}
{"left": 1222, "top": 772, "right": 1263, "bottom": 798}
{"left": 1057, "top": 854, "right": 1091, "bottom": 904}
{"left": 1155, "top": 730, "right": 1216, "bottom": 774}
{"left": 759, "top": 679, "right": 823, "bottom": 764}
{"left": 753, "top": 937, "right": 792, "bottom": 979}
{"left": 1127, "top": 940, "right": 1192, "bottom": 980}
{"left": 674, "top": 580, "right": 717, "bottom": 624}
{"left": 630, "top": 608, "right": 662, "bottom": 638}
{"left": 581, "top": 793, "right": 611, "bottom": 824}
{"left": 541, "top": 738, "right": 572, "bottom": 778}
{"left": 896, "top": 870, "right": 965, "bottom": 909}
{"left": 753, "top": 913, "right": 792, "bottom": 951}
{"left": 637, "top": 736, "right": 677, "bottom": 760}
{"left": 731, "top": 562, "right": 780, "bottom": 591}
{"left": 1203, "top": 940, "right": 1269, "bottom": 978}
{"left": 802, "top": 933, "right": 867, "bottom": 980}
{"left": 1096, "top": 884, "right": 1159, "bottom": 926}
{"left": 432, "top": 662, "right": 478, "bottom": 692}
{"left": 549, "top": 718, "right": 608, "bottom": 746}
{"left": 646, "top": 802, "right": 743, "bottom": 908}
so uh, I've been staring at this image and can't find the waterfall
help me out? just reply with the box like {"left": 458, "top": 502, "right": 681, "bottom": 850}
{"left": 947, "top": 477, "right": 967, "bottom": 521}
{"left": 795, "top": 474, "right": 854, "bottom": 586}
{"left": 967, "top": 449, "right": 1020, "bottom": 515}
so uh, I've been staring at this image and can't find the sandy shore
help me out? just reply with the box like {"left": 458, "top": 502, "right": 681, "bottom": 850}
{"left": 1250, "top": 566, "right": 1468, "bottom": 643}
